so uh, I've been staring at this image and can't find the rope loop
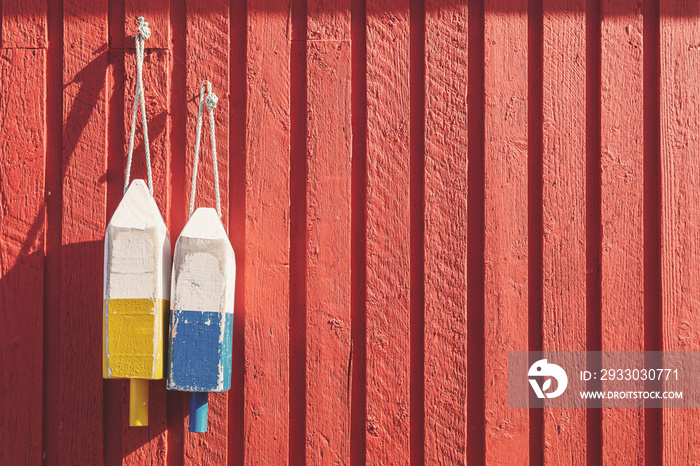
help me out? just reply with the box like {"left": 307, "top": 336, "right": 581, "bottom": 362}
{"left": 189, "top": 81, "right": 222, "bottom": 219}
{"left": 124, "top": 16, "right": 154, "bottom": 196}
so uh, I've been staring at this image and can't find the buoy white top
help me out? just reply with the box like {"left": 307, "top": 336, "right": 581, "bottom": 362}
{"left": 170, "top": 207, "right": 235, "bottom": 314}
{"left": 104, "top": 180, "right": 171, "bottom": 300}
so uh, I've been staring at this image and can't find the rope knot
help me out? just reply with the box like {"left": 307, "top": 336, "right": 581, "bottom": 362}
{"left": 137, "top": 17, "right": 151, "bottom": 40}
{"left": 205, "top": 92, "right": 218, "bottom": 110}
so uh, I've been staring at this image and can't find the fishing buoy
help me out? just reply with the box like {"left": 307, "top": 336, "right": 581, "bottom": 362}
{"left": 103, "top": 17, "right": 169, "bottom": 427}
{"left": 167, "top": 208, "right": 235, "bottom": 432}
{"left": 167, "top": 81, "right": 235, "bottom": 433}
{"left": 103, "top": 180, "right": 170, "bottom": 427}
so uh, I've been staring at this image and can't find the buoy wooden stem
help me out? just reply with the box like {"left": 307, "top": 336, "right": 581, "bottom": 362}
{"left": 129, "top": 379, "right": 149, "bottom": 426}
{"left": 189, "top": 392, "right": 208, "bottom": 433}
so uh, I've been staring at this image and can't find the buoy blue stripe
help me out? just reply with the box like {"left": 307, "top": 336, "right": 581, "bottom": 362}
{"left": 167, "top": 309, "right": 233, "bottom": 392}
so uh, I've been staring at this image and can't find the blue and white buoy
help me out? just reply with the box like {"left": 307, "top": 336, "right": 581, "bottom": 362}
{"left": 167, "top": 207, "right": 235, "bottom": 432}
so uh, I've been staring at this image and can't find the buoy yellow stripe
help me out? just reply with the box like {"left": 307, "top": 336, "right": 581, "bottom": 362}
{"left": 103, "top": 298, "right": 168, "bottom": 380}
{"left": 107, "top": 298, "right": 163, "bottom": 314}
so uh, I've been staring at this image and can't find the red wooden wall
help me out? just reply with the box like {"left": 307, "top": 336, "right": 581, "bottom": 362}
{"left": 0, "top": 0, "right": 698, "bottom": 464}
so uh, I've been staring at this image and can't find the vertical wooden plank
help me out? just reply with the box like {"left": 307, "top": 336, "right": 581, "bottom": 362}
{"left": 184, "top": 1, "right": 230, "bottom": 463}
{"left": 483, "top": 1, "right": 528, "bottom": 464}
{"left": 661, "top": 1, "right": 700, "bottom": 464}
{"left": 304, "top": 0, "right": 352, "bottom": 463}
{"left": 541, "top": 1, "right": 586, "bottom": 464}
{"left": 60, "top": 0, "right": 108, "bottom": 462}
{"left": 600, "top": 0, "right": 644, "bottom": 463}
{"left": 121, "top": 4, "right": 171, "bottom": 464}
{"left": 365, "top": 0, "right": 410, "bottom": 463}
{"left": 423, "top": 0, "right": 468, "bottom": 464}
{"left": 0, "top": 3, "right": 47, "bottom": 463}
{"left": 245, "top": 0, "right": 290, "bottom": 463}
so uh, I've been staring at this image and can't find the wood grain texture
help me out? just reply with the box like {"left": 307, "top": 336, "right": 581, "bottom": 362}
{"left": 121, "top": 3, "right": 171, "bottom": 462}
{"left": 661, "top": 1, "right": 700, "bottom": 464}
{"left": 483, "top": 2, "right": 528, "bottom": 464}
{"left": 60, "top": 0, "right": 109, "bottom": 462}
{"left": 365, "top": 0, "right": 410, "bottom": 463}
{"left": 3, "top": 1, "right": 700, "bottom": 464}
{"left": 0, "top": 46, "right": 46, "bottom": 465}
{"left": 600, "top": 0, "right": 644, "bottom": 463}
{"left": 245, "top": 1, "right": 290, "bottom": 463}
{"left": 423, "top": 0, "right": 468, "bottom": 463}
{"left": 305, "top": 0, "right": 352, "bottom": 462}
{"left": 184, "top": 1, "right": 230, "bottom": 462}
{"left": 1, "top": 0, "right": 47, "bottom": 48}
{"left": 541, "top": 1, "right": 586, "bottom": 464}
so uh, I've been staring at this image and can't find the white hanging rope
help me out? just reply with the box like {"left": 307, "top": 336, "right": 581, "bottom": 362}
{"left": 189, "top": 81, "right": 222, "bottom": 219}
{"left": 124, "top": 16, "right": 154, "bottom": 196}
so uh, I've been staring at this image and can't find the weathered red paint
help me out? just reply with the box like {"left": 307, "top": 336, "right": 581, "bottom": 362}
{"left": 59, "top": 0, "right": 108, "bottom": 463}
{"left": 484, "top": 0, "right": 529, "bottom": 463}
{"left": 542, "top": 1, "right": 587, "bottom": 463}
{"left": 245, "top": 1, "right": 291, "bottom": 463}
{"left": 661, "top": 1, "right": 700, "bottom": 464}
{"left": 303, "top": 0, "right": 353, "bottom": 462}
{"left": 423, "top": 0, "right": 468, "bottom": 463}
{"left": 2, "top": 0, "right": 46, "bottom": 48}
{"left": 3, "top": 1, "right": 700, "bottom": 465}
{"left": 365, "top": 0, "right": 411, "bottom": 463}
{"left": 601, "top": 0, "right": 645, "bottom": 463}
{"left": 0, "top": 6, "right": 46, "bottom": 464}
